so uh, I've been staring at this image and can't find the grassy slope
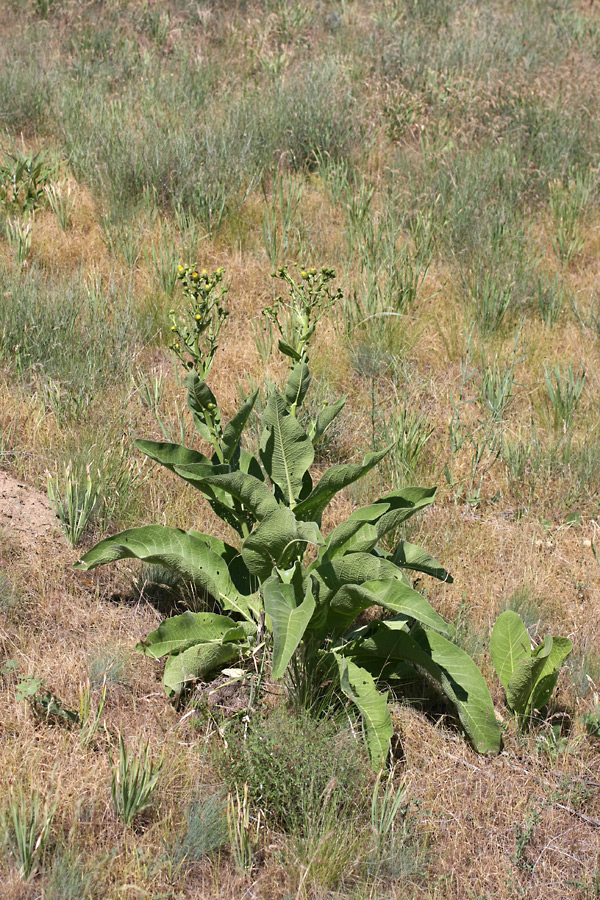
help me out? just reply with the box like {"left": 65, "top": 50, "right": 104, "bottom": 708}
{"left": 1, "top": 0, "right": 600, "bottom": 896}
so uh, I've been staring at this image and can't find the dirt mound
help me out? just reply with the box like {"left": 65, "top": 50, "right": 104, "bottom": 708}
{"left": 0, "top": 470, "right": 58, "bottom": 541}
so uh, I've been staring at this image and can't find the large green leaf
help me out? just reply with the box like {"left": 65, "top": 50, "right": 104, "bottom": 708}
{"left": 314, "top": 552, "right": 405, "bottom": 606}
{"left": 329, "top": 579, "right": 453, "bottom": 637}
{"left": 374, "top": 487, "right": 438, "bottom": 539}
{"left": 490, "top": 611, "right": 532, "bottom": 694}
{"left": 320, "top": 505, "right": 385, "bottom": 561}
{"left": 74, "top": 526, "right": 256, "bottom": 621}
{"left": 222, "top": 389, "right": 259, "bottom": 463}
{"left": 294, "top": 448, "right": 390, "bottom": 524}
{"left": 260, "top": 392, "right": 315, "bottom": 507}
{"left": 343, "top": 622, "right": 501, "bottom": 754}
{"left": 413, "top": 626, "right": 501, "bottom": 754}
{"left": 309, "top": 398, "right": 346, "bottom": 445}
{"left": 332, "top": 653, "right": 393, "bottom": 770}
{"left": 163, "top": 641, "right": 241, "bottom": 695}
{"left": 241, "top": 508, "right": 323, "bottom": 580}
{"left": 505, "top": 633, "right": 572, "bottom": 718}
{"left": 506, "top": 639, "right": 552, "bottom": 717}
{"left": 136, "top": 611, "right": 242, "bottom": 658}
{"left": 135, "top": 440, "right": 212, "bottom": 472}
{"left": 263, "top": 573, "right": 316, "bottom": 679}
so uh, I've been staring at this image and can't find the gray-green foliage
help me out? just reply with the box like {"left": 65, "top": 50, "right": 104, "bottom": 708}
{"left": 490, "top": 610, "right": 573, "bottom": 725}
{"left": 220, "top": 708, "right": 369, "bottom": 834}
{"left": 76, "top": 264, "right": 501, "bottom": 767}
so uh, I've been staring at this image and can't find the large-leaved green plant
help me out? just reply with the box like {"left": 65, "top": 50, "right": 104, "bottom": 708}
{"left": 76, "top": 264, "right": 501, "bottom": 767}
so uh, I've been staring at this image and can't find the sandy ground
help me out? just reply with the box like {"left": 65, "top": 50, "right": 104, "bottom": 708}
{"left": 0, "top": 469, "right": 58, "bottom": 541}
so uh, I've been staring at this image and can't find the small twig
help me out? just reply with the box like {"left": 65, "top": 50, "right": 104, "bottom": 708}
{"left": 551, "top": 801, "right": 600, "bottom": 828}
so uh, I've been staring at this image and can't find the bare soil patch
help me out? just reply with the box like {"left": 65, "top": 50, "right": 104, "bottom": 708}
{"left": 0, "top": 470, "right": 58, "bottom": 542}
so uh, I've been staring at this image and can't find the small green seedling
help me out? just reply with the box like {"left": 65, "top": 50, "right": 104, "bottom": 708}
{"left": 490, "top": 610, "right": 572, "bottom": 726}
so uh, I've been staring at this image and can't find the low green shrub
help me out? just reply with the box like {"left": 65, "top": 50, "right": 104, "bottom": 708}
{"left": 220, "top": 707, "right": 370, "bottom": 834}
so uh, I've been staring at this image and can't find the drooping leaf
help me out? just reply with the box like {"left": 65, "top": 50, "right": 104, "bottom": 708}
{"left": 284, "top": 362, "right": 311, "bottom": 410}
{"left": 222, "top": 389, "right": 259, "bottom": 463}
{"left": 329, "top": 579, "right": 453, "bottom": 637}
{"left": 174, "top": 471, "right": 279, "bottom": 521}
{"left": 490, "top": 610, "right": 532, "bottom": 694}
{"left": 75, "top": 526, "right": 256, "bottom": 621}
{"left": 332, "top": 653, "right": 393, "bottom": 770}
{"left": 259, "top": 392, "right": 314, "bottom": 507}
{"left": 294, "top": 448, "right": 390, "bottom": 524}
{"left": 263, "top": 573, "right": 316, "bottom": 679}
{"left": 413, "top": 626, "right": 501, "bottom": 754}
{"left": 391, "top": 540, "right": 453, "bottom": 583}
{"left": 135, "top": 440, "right": 212, "bottom": 472}
{"left": 343, "top": 622, "right": 501, "bottom": 754}
{"left": 374, "top": 487, "right": 438, "bottom": 539}
{"left": 136, "top": 611, "right": 241, "bottom": 658}
{"left": 241, "top": 508, "right": 323, "bottom": 580}
{"left": 163, "top": 641, "right": 241, "bottom": 695}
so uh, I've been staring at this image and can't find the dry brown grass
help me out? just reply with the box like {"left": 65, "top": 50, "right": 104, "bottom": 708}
{"left": 2, "top": 0, "right": 600, "bottom": 897}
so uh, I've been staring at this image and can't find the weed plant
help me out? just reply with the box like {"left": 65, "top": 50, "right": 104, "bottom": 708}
{"left": 219, "top": 708, "right": 371, "bottom": 835}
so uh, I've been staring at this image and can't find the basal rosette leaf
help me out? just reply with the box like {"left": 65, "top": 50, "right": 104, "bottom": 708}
{"left": 75, "top": 526, "right": 257, "bottom": 621}
{"left": 332, "top": 653, "right": 394, "bottom": 770}
{"left": 490, "top": 610, "right": 532, "bottom": 694}
{"left": 342, "top": 621, "right": 501, "bottom": 755}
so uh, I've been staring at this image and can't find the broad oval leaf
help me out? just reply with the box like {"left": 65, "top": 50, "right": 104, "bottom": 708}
{"left": 135, "top": 440, "right": 212, "bottom": 471}
{"left": 242, "top": 508, "right": 323, "bottom": 580}
{"left": 391, "top": 540, "right": 453, "bottom": 583}
{"left": 529, "top": 636, "right": 572, "bottom": 712}
{"left": 163, "top": 641, "right": 241, "bottom": 695}
{"left": 490, "top": 610, "right": 531, "bottom": 693}
{"left": 327, "top": 581, "right": 447, "bottom": 638}
{"left": 343, "top": 623, "right": 501, "bottom": 754}
{"left": 136, "top": 611, "right": 240, "bottom": 659}
{"left": 374, "top": 487, "right": 437, "bottom": 539}
{"left": 177, "top": 471, "right": 279, "bottom": 521}
{"left": 413, "top": 626, "right": 501, "bottom": 754}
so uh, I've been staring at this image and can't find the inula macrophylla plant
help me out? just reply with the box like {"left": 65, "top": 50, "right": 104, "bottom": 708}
{"left": 76, "top": 264, "right": 501, "bottom": 768}
{"left": 490, "top": 610, "right": 573, "bottom": 727}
